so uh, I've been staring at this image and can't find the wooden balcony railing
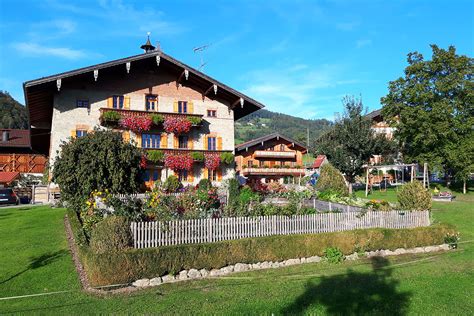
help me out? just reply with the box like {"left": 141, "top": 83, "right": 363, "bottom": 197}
{"left": 143, "top": 148, "right": 231, "bottom": 154}
{"left": 254, "top": 150, "right": 296, "bottom": 158}
{"left": 241, "top": 167, "right": 306, "bottom": 176}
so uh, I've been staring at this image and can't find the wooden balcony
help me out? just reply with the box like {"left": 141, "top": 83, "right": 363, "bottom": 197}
{"left": 143, "top": 148, "right": 231, "bottom": 154}
{"left": 254, "top": 150, "right": 296, "bottom": 159}
{"left": 241, "top": 167, "right": 306, "bottom": 176}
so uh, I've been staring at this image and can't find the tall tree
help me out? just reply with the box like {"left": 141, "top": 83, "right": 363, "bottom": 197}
{"left": 0, "top": 91, "right": 28, "bottom": 129}
{"left": 381, "top": 45, "right": 474, "bottom": 192}
{"left": 315, "top": 96, "right": 394, "bottom": 193}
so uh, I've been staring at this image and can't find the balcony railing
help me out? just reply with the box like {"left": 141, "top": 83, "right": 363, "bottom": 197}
{"left": 254, "top": 150, "right": 296, "bottom": 158}
{"left": 143, "top": 148, "right": 231, "bottom": 154}
{"left": 241, "top": 167, "right": 306, "bottom": 176}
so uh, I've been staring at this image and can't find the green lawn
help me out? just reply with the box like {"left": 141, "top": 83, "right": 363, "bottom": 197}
{"left": 1, "top": 192, "right": 473, "bottom": 314}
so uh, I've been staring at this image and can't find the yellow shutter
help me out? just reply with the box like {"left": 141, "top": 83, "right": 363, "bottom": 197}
{"left": 173, "top": 101, "right": 178, "bottom": 113}
{"left": 107, "top": 97, "right": 113, "bottom": 108}
{"left": 217, "top": 168, "right": 222, "bottom": 181}
{"left": 203, "top": 168, "right": 208, "bottom": 180}
{"left": 188, "top": 101, "right": 194, "bottom": 114}
{"left": 124, "top": 96, "right": 130, "bottom": 110}
{"left": 122, "top": 131, "right": 130, "bottom": 142}
{"left": 204, "top": 135, "right": 208, "bottom": 150}
{"left": 188, "top": 169, "right": 194, "bottom": 182}
{"left": 188, "top": 136, "right": 193, "bottom": 149}
{"left": 160, "top": 134, "right": 168, "bottom": 148}
{"left": 136, "top": 134, "right": 142, "bottom": 148}
{"left": 217, "top": 137, "right": 223, "bottom": 150}
{"left": 70, "top": 130, "right": 76, "bottom": 138}
{"left": 174, "top": 135, "right": 178, "bottom": 149}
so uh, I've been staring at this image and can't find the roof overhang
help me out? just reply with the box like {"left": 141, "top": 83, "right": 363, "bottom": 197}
{"left": 235, "top": 133, "right": 307, "bottom": 153}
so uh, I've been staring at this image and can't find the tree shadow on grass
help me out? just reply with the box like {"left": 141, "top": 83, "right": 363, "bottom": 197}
{"left": 0, "top": 249, "right": 68, "bottom": 285}
{"left": 281, "top": 257, "right": 412, "bottom": 315}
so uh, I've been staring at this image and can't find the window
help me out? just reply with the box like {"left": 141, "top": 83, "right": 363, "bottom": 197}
{"left": 248, "top": 160, "right": 253, "bottom": 167}
{"left": 142, "top": 169, "right": 160, "bottom": 182}
{"left": 280, "top": 144, "right": 285, "bottom": 151}
{"left": 152, "top": 170, "right": 160, "bottom": 181}
{"left": 76, "top": 130, "right": 87, "bottom": 138}
{"left": 76, "top": 99, "right": 89, "bottom": 108}
{"left": 291, "top": 161, "right": 295, "bottom": 167}
{"left": 146, "top": 95, "right": 157, "bottom": 111}
{"left": 178, "top": 170, "right": 188, "bottom": 182}
{"left": 259, "top": 160, "right": 265, "bottom": 167}
{"left": 207, "top": 137, "right": 217, "bottom": 150}
{"left": 178, "top": 135, "right": 188, "bottom": 149}
{"left": 142, "top": 134, "right": 161, "bottom": 149}
{"left": 113, "top": 95, "right": 124, "bottom": 109}
{"left": 178, "top": 101, "right": 187, "bottom": 113}
{"left": 207, "top": 110, "right": 217, "bottom": 117}
{"left": 280, "top": 161, "right": 284, "bottom": 167}
{"left": 207, "top": 169, "right": 217, "bottom": 181}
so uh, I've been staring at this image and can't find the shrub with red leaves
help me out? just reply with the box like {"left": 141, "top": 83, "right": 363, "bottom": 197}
{"left": 163, "top": 117, "right": 192, "bottom": 134}
{"left": 204, "top": 153, "right": 220, "bottom": 170}
{"left": 164, "top": 153, "right": 193, "bottom": 171}
{"left": 120, "top": 116, "right": 152, "bottom": 133}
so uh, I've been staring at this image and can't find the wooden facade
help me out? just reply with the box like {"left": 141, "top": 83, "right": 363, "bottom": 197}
{"left": 0, "top": 153, "right": 47, "bottom": 174}
{"left": 235, "top": 133, "right": 307, "bottom": 184}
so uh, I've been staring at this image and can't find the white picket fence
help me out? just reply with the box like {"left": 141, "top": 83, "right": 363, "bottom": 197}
{"left": 131, "top": 210, "right": 430, "bottom": 249}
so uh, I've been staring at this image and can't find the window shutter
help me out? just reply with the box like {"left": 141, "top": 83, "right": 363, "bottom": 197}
{"left": 217, "top": 168, "right": 222, "bottom": 181}
{"left": 122, "top": 131, "right": 130, "bottom": 142}
{"left": 188, "top": 169, "right": 194, "bottom": 182}
{"left": 107, "top": 97, "right": 113, "bottom": 108}
{"left": 173, "top": 101, "right": 178, "bottom": 113}
{"left": 160, "top": 134, "right": 168, "bottom": 148}
{"left": 217, "top": 137, "right": 223, "bottom": 150}
{"left": 203, "top": 168, "right": 208, "bottom": 180}
{"left": 203, "top": 135, "right": 208, "bottom": 150}
{"left": 174, "top": 135, "right": 178, "bottom": 149}
{"left": 188, "top": 101, "right": 194, "bottom": 114}
{"left": 124, "top": 96, "right": 130, "bottom": 109}
{"left": 187, "top": 136, "right": 193, "bottom": 149}
{"left": 136, "top": 133, "right": 142, "bottom": 148}
{"left": 70, "top": 130, "right": 76, "bottom": 138}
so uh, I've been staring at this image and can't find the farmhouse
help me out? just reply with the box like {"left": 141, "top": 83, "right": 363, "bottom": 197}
{"left": 23, "top": 37, "right": 264, "bottom": 187}
{"left": 234, "top": 133, "right": 307, "bottom": 185}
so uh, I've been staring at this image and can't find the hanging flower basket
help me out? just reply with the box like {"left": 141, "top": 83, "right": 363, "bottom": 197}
{"left": 120, "top": 116, "right": 152, "bottom": 133}
{"left": 204, "top": 153, "right": 220, "bottom": 170}
{"left": 164, "top": 153, "right": 193, "bottom": 171}
{"left": 163, "top": 117, "right": 192, "bottom": 134}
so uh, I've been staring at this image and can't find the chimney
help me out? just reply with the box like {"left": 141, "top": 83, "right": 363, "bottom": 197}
{"left": 2, "top": 131, "right": 9, "bottom": 142}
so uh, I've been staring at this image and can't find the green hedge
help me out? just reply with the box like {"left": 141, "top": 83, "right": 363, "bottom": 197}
{"left": 71, "top": 218, "right": 454, "bottom": 286}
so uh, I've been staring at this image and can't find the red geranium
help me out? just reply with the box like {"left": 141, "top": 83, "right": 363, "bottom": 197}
{"left": 164, "top": 153, "right": 193, "bottom": 171}
{"left": 163, "top": 117, "right": 192, "bottom": 134}
{"left": 204, "top": 153, "right": 220, "bottom": 170}
{"left": 120, "top": 116, "right": 152, "bottom": 133}
{"left": 140, "top": 155, "right": 147, "bottom": 169}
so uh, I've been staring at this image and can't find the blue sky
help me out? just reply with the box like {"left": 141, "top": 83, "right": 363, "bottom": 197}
{"left": 0, "top": 0, "right": 472, "bottom": 120}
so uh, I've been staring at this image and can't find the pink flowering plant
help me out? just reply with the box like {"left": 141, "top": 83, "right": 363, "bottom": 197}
{"left": 120, "top": 116, "right": 152, "bottom": 133}
{"left": 163, "top": 117, "right": 192, "bottom": 134}
{"left": 164, "top": 153, "right": 193, "bottom": 171}
{"left": 204, "top": 153, "right": 220, "bottom": 170}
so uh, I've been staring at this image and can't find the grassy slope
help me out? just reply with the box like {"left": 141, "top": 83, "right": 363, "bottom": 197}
{"left": 0, "top": 193, "right": 473, "bottom": 314}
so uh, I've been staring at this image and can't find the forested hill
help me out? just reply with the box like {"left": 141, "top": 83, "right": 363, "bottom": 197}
{"left": 235, "top": 109, "right": 333, "bottom": 152}
{"left": 0, "top": 91, "right": 28, "bottom": 129}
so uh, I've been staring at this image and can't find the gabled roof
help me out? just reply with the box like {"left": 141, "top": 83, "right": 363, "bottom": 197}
{"left": 235, "top": 133, "right": 307, "bottom": 153}
{"left": 0, "top": 129, "right": 30, "bottom": 148}
{"left": 0, "top": 172, "right": 20, "bottom": 185}
{"left": 312, "top": 155, "right": 327, "bottom": 168}
{"left": 366, "top": 109, "right": 382, "bottom": 120}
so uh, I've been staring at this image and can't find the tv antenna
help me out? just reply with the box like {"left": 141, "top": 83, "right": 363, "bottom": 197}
{"left": 193, "top": 44, "right": 211, "bottom": 71}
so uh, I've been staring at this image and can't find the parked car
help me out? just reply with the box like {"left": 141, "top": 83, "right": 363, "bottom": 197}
{"left": 0, "top": 188, "right": 20, "bottom": 206}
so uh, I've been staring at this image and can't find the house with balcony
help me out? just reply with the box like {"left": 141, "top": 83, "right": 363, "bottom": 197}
{"left": 235, "top": 133, "right": 307, "bottom": 184}
{"left": 23, "top": 37, "right": 264, "bottom": 188}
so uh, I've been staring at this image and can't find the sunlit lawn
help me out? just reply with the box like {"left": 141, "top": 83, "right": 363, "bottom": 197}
{"left": 1, "top": 189, "right": 473, "bottom": 314}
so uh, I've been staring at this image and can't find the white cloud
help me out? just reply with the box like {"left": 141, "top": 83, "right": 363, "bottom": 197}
{"left": 12, "top": 42, "right": 87, "bottom": 60}
{"left": 356, "top": 39, "right": 372, "bottom": 48}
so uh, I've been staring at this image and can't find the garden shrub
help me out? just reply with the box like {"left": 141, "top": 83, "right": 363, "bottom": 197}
{"left": 149, "top": 114, "right": 164, "bottom": 125}
{"left": 78, "top": 223, "right": 455, "bottom": 286}
{"left": 147, "top": 150, "right": 165, "bottom": 163}
{"left": 107, "top": 196, "right": 144, "bottom": 221}
{"left": 398, "top": 181, "right": 432, "bottom": 210}
{"left": 315, "top": 163, "right": 349, "bottom": 196}
{"left": 324, "top": 247, "right": 344, "bottom": 263}
{"left": 163, "top": 175, "right": 181, "bottom": 193}
{"left": 90, "top": 216, "right": 132, "bottom": 254}
{"left": 197, "top": 178, "right": 212, "bottom": 190}
{"left": 220, "top": 152, "right": 235, "bottom": 165}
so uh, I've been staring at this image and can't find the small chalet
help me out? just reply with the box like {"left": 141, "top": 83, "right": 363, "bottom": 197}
{"left": 311, "top": 155, "right": 328, "bottom": 173}
{"left": 235, "top": 133, "right": 307, "bottom": 185}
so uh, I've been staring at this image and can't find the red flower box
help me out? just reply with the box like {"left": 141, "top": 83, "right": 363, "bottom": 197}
{"left": 120, "top": 116, "right": 152, "bottom": 133}
{"left": 163, "top": 117, "right": 192, "bottom": 134}
{"left": 164, "top": 153, "right": 193, "bottom": 171}
{"left": 204, "top": 153, "right": 220, "bottom": 170}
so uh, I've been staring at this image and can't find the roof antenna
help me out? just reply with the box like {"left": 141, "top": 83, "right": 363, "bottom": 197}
{"left": 193, "top": 44, "right": 211, "bottom": 72}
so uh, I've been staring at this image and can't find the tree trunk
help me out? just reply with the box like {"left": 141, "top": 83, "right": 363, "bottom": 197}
{"left": 463, "top": 179, "right": 467, "bottom": 194}
{"left": 348, "top": 182, "right": 353, "bottom": 195}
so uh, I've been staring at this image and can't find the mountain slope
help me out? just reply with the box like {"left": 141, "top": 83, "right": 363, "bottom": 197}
{"left": 0, "top": 91, "right": 28, "bottom": 129}
{"left": 235, "top": 109, "right": 333, "bottom": 152}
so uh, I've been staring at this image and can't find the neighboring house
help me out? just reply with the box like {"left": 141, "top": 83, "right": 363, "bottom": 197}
{"left": 366, "top": 109, "right": 396, "bottom": 165}
{"left": 311, "top": 155, "right": 328, "bottom": 174}
{"left": 23, "top": 38, "right": 264, "bottom": 188}
{"left": 0, "top": 129, "right": 47, "bottom": 187}
{"left": 235, "top": 133, "right": 307, "bottom": 184}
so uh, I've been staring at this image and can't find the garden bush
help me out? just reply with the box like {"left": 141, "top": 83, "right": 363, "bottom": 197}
{"left": 78, "top": 223, "right": 455, "bottom": 286}
{"left": 398, "top": 181, "right": 432, "bottom": 211}
{"left": 220, "top": 152, "right": 235, "bottom": 165}
{"left": 315, "top": 163, "right": 349, "bottom": 196}
{"left": 324, "top": 247, "right": 344, "bottom": 263}
{"left": 89, "top": 216, "right": 132, "bottom": 254}
{"left": 163, "top": 175, "right": 181, "bottom": 193}
{"left": 197, "top": 178, "right": 212, "bottom": 190}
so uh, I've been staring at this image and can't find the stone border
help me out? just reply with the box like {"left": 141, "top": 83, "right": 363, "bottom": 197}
{"left": 131, "top": 244, "right": 452, "bottom": 288}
